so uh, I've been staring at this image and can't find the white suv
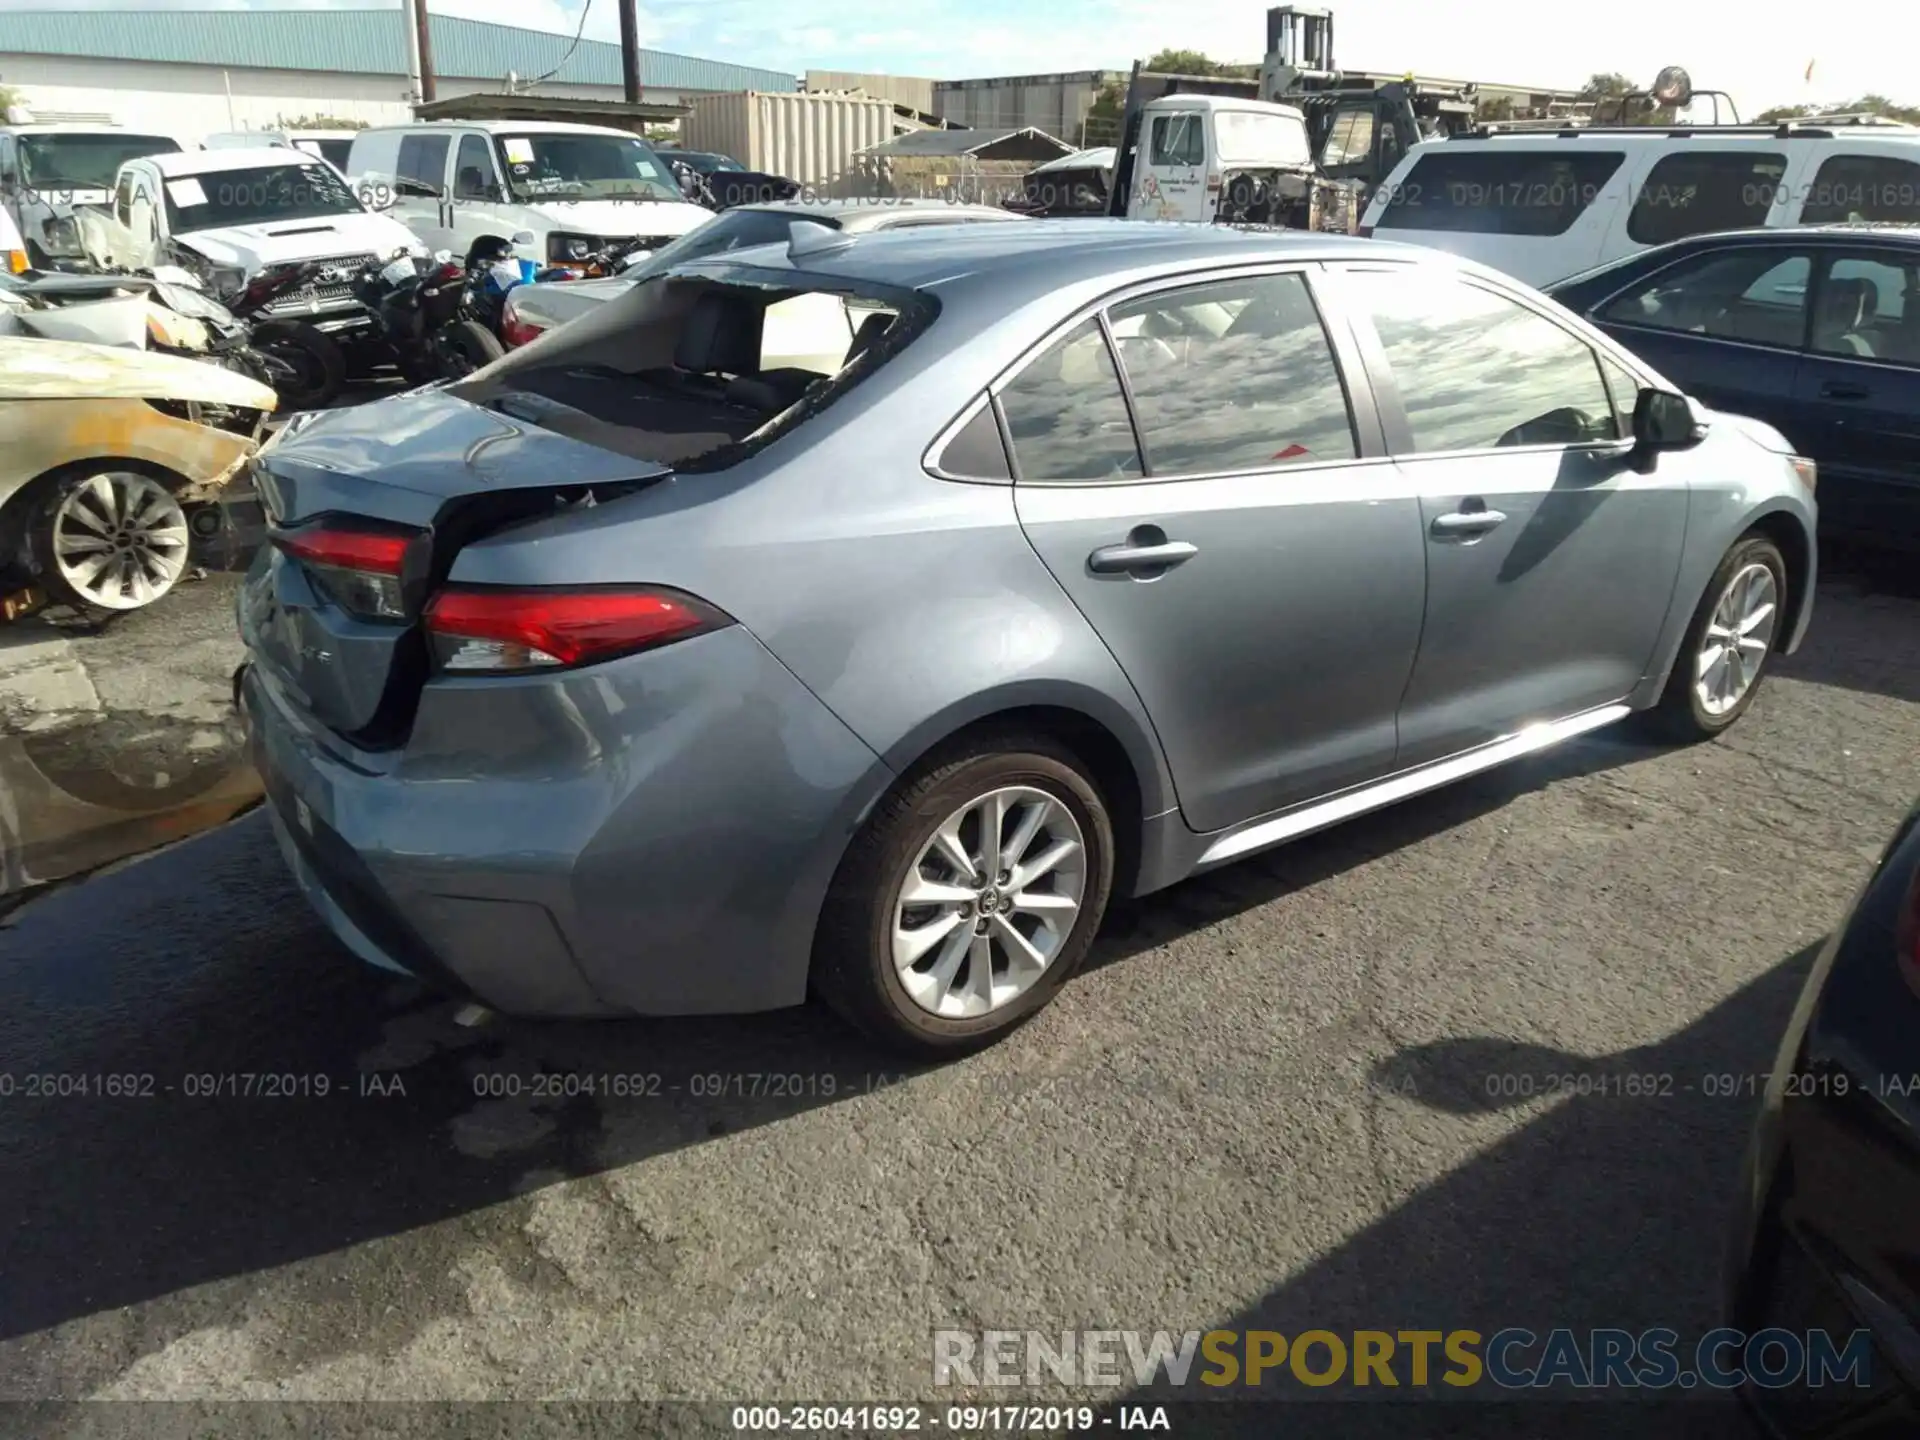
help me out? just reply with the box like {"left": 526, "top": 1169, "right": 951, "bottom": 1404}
{"left": 1361, "top": 122, "right": 1920, "bottom": 287}
{"left": 345, "top": 120, "right": 715, "bottom": 271}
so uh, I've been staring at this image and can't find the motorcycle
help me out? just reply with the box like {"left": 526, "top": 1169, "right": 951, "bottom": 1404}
{"left": 352, "top": 253, "right": 503, "bottom": 384}
{"left": 211, "top": 261, "right": 347, "bottom": 411}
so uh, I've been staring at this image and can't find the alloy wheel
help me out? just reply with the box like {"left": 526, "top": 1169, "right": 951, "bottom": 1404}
{"left": 1695, "top": 561, "right": 1778, "bottom": 717}
{"left": 50, "top": 473, "right": 190, "bottom": 611}
{"left": 891, "top": 785, "right": 1088, "bottom": 1019}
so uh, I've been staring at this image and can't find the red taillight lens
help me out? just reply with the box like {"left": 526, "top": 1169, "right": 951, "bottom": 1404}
{"left": 423, "top": 585, "right": 732, "bottom": 673}
{"left": 499, "top": 304, "right": 546, "bottom": 350}
{"left": 273, "top": 521, "right": 419, "bottom": 622}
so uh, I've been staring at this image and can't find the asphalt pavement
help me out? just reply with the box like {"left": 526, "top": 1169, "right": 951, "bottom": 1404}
{"left": 0, "top": 554, "right": 1916, "bottom": 1439}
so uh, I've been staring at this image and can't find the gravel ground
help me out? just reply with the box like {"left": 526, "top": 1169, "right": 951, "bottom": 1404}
{"left": 0, "top": 557, "right": 1914, "bottom": 1439}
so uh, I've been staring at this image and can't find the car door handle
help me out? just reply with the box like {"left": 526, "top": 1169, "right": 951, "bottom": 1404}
{"left": 1819, "top": 382, "right": 1869, "bottom": 400}
{"left": 1430, "top": 509, "right": 1508, "bottom": 538}
{"left": 1087, "top": 539, "right": 1198, "bottom": 574}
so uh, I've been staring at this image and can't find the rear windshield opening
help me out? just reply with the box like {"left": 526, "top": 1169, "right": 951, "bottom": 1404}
{"left": 450, "top": 271, "right": 933, "bottom": 468}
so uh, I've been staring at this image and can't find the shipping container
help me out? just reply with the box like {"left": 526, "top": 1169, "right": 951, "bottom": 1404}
{"left": 680, "top": 90, "right": 894, "bottom": 190}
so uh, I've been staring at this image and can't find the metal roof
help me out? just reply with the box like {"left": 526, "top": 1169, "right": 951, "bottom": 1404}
{"left": 861, "top": 126, "right": 1074, "bottom": 159}
{"left": 0, "top": 8, "right": 798, "bottom": 94}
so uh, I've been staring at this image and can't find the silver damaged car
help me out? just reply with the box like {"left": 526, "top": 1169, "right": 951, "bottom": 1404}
{"left": 238, "top": 219, "right": 1818, "bottom": 1055}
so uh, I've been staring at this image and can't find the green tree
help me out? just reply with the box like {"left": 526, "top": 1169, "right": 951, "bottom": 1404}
{"left": 272, "top": 113, "right": 367, "bottom": 130}
{"left": 1579, "top": 72, "right": 1634, "bottom": 98}
{"left": 1756, "top": 93, "right": 1920, "bottom": 123}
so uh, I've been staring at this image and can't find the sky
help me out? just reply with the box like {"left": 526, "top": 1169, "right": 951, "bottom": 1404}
{"left": 8, "top": 0, "right": 1917, "bottom": 118}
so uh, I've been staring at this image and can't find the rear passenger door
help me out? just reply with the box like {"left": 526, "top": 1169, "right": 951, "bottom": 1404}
{"left": 1792, "top": 246, "right": 1920, "bottom": 540}
{"left": 1007, "top": 267, "right": 1428, "bottom": 832}
{"left": 1332, "top": 263, "right": 1688, "bottom": 766}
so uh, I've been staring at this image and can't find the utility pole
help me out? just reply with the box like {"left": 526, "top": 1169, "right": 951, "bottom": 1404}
{"left": 618, "top": 0, "right": 641, "bottom": 103}
{"left": 413, "top": 0, "right": 437, "bottom": 103}
{"left": 401, "top": 0, "right": 423, "bottom": 104}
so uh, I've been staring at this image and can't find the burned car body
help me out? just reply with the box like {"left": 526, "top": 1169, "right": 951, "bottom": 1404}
{"left": 0, "top": 336, "right": 274, "bottom": 614}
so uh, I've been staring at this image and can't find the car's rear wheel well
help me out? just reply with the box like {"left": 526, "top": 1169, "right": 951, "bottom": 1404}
{"left": 892, "top": 706, "right": 1147, "bottom": 900}
{"left": 1745, "top": 511, "right": 1811, "bottom": 652}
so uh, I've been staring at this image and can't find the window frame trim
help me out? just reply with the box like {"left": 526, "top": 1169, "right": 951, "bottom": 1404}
{"left": 923, "top": 390, "right": 1015, "bottom": 485}
{"left": 981, "top": 260, "right": 1386, "bottom": 489}
{"left": 1326, "top": 259, "right": 1652, "bottom": 461}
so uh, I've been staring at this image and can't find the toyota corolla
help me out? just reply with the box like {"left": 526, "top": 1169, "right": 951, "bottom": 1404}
{"left": 238, "top": 219, "right": 1817, "bottom": 1055}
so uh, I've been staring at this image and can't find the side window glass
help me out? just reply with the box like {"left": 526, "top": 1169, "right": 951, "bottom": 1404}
{"left": 1349, "top": 269, "right": 1616, "bottom": 453}
{"left": 1149, "top": 114, "right": 1205, "bottom": 167}
{"left": 1628, "top": 151, "right": 1786, "bottom": 246}
{"left": 114, "top": 172, "right": 136, "bottom": 226}
{"left": 454, "top": 134, "right": 497, "bottom": 200}
{"left": 997, "top": 318, "right": 1143, "bottom": 483}
{"left": 1321, "top": 108, "right": 1375, "bottom": 168}
{"left": 1813, "top": 254, "right": 1918, "bottom": 363}
{"left": 932, "top": 399, "right": 1012, "bottom": 481}
{"left": 1801, "top": 155, "right": 1920, "bottom": 226}
{"left": 1598, "top": 249, "right": 1812, "bottom": 348}
{"left": 396, "top": 134, "right": 449, "bottom": 194}
{"left": 1105, "top": 271, "right": 1357, "bottom": 477}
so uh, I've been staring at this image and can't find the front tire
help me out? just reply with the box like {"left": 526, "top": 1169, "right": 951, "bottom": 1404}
{"left": 814, "top": 734, "right": 1115, "bottom": 1058}
{"left": 433, "top": 318, "right": 505, "bottom": 378}
{"left": 31, "top": 468, "right": 191, "bottom": 615}
{"left": 1641, "top": 532, "right": 1788, "bottom": 742}
{"left": 251, "top": 321, "right": 346, "bottom": 410}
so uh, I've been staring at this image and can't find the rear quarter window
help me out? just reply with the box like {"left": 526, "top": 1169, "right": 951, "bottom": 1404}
{"left": 1374, "top": 149, "right": 1627, "bottom": 236}
{"left": 1800, "top": 153, "right": 1920, "bottom": 225}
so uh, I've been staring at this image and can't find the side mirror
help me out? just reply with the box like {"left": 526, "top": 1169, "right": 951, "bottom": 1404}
{"left": 1631, "top": 387, "right": 1702, "bottom": 453}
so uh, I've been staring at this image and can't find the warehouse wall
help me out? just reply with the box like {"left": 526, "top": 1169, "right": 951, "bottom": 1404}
{"left": 932, "top": 73, "right": 1118, "bottom": 148}
{"left": 804, "top": 70, "right": 936, "bottom": 116}
{"left": 0, "top": 53, "right": 709, "bottom": 139}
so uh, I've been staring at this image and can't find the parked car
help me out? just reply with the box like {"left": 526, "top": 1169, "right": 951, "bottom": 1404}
{"left": 1361, "top": 123, "right": 1920, "bottom": 287}
{"left": 0, "top": 123, "right": 183, "bottom": 269}
{"left": 202, "top": 129, "right": 358, "bottom": 172}
{"left": 1726, "top": 795, "right": 1920, "bottom": 1436}
{"left": 498, "top": 198, "right": 1027, "bottom": 348}
{"left": 345, "top": 120, "right": 714, "bottom": 274}
{"left": 0, "top": 335, "right": 273, "bottom": 614}
{"left": 238, "top": 220, "right": 1816, "bottom": 1055}
{"left": 1545, "top": 225, "right": 1920, "bottom": 548}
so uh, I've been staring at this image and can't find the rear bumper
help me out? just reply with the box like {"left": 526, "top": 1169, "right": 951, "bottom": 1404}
{"left": 241, "top": 624, "right": 890, "bottom": 1018}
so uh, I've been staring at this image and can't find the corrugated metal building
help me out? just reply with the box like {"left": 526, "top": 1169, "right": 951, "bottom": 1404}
{"left": 933, "top": 71, "right": 1125, "bottom": 149}
{"left": 0, "top": 9, "right": 798, "bottom": 137}
{"left": 804, "top": 70, "right": 938, "bottom": 118}
{"left": 681, "top": 91, "right": 895, "bottom": 189}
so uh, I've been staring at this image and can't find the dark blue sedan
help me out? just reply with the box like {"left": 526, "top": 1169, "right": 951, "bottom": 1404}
{"left": 1547, "top": 226, "right": 1920, "bottom": 548}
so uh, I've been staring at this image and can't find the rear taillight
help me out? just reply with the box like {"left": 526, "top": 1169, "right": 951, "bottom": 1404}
{"left": 423, "top": 585, "right": 732, "bottom": 673}
{"left": 273, "top": 520, "right": 419, "bottom": 622}
{"left": 499, "top": 301, "right": 546, "bottom": 350}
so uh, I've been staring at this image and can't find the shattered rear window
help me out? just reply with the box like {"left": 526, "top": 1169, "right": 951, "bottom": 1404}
{"left": 450, "top": 270, "right": 936, "bottom": 470}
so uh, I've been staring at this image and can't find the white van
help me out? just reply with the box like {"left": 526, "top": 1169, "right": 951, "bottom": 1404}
{"left": 1359, "top": 123, "right": 1920, "bottom": 287}
{"left": 204, "top": 129, "right": 359, "bottom": 172}
{"left": 345, "top": 120, "right": 714, "bottom": 269}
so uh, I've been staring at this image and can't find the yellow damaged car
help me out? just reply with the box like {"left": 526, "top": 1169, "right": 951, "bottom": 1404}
{"left": 0, "top": 337, "right": 274, "bottom": 615}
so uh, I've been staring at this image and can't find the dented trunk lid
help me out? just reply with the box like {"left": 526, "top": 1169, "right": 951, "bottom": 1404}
{"left": 243, "top": 386, "right": 671, "bottom": 739}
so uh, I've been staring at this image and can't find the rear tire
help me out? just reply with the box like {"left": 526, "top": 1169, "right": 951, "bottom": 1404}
{"left": 813, "top": 733, "right": 1114, "bottom": 1058}
{"left": 1639, "top": 532, "right": 1788, "bottom": 743}
{"left": 433, "top": 319, "right": 504, "bottom": 379}
{"left": 251, "top": 321, "right": 345, "bottom": 410}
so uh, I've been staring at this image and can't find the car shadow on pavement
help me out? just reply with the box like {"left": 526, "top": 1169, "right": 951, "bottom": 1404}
{"left": 0, "top": 723, "right": 1670, "bottom": 1383}
{"left": 1774, "top": 554, "right": 1920, "bottom": 707}
{"left": 1088, "top": 942, "right": 1822, "bottom": 1440}
{"left": 1088, "top": 726, "right": 1659, "bottom": 974}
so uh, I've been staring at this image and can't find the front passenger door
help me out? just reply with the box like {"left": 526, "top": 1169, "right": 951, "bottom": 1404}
{"left": 1009, "top": 268, "right": 1428, "bottom": 833}
{"left": 1334, "top": 264, "right": 1689, "bottom": 766}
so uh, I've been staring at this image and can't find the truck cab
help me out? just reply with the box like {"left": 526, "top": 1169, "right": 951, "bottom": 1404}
{"left": 1119, "top": 94, "right": 1315, "bottom": 224}
{"left": 0, "top": 121, "right": 183, "bottom": 268}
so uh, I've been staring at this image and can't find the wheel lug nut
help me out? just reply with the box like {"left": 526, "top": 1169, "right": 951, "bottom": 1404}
{"left": 997, "top": 870, "right": 1010, "bottom": 885}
